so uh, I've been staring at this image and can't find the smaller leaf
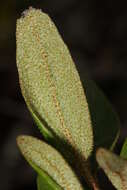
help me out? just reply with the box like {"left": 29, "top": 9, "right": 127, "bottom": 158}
{"left": 96, "top": 148, "right": 127, "bottom": 190}
{"left": 82, "top": 77, "right": 120, "bottom": 150}
{"left": 120, "top": 138, "right": 127, "bottom": 160}
{"left": 17, "top": 135, "right": 84, "bottom": 190}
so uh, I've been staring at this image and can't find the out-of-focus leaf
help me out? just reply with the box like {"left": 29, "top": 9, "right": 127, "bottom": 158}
{"left": 96, "top": 148, "right": 127, "bottom": 190}
{"left": 83, "top": 78, "right": 120, "bottom": 150}
{"left": 120, "top": 138, "right": 127, "bottom": 160}
{"left": 16, "top": 7, "right": 93, "bottom": 160}
{"left": 17, "top": 135, "right": 84, "bottom": 190}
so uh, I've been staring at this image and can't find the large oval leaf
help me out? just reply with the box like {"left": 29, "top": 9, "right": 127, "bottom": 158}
{"left": 16, "top": 7, "right": 93, "bottom": 160}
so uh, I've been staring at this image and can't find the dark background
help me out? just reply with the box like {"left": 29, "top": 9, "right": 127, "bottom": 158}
{"left": 0, "top": 0, "right": 127, "bottom": 189}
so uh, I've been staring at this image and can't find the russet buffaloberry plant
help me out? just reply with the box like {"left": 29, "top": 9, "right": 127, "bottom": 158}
{"left": 16, "top": 7, "right": 127, "bottom": 190}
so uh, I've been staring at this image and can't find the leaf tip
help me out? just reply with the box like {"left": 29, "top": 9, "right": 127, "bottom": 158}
{"left": 16, "top": 135, "right": 31, "bottom": 157}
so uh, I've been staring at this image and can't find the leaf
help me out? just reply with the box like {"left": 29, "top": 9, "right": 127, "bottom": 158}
{"left": 16, "top": 7, "right": 93, "bottom": 160}
{"left": 37, "top": 175, "right": 61, "bottom": 190}
{"left": 17, "top": 135, "right": 84, "bottom": 190}
{"left": 120, "top": 138, "right": 127, "bottom": 160}
{"left": 96, "top": 148, "right": 127, "bottom": 190}
{"left": 82, "top": 77, "right": 120, "bottom": 150}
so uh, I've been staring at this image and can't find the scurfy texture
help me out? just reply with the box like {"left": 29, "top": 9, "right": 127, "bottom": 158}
{"left": 17, "top": 135, "right": 84, "bottom": 190}
{"left": 96, "top": 148, "right": 127, "bottom": 190}
{"left": 16, "top": 7, "right": 93, "bottom": 159}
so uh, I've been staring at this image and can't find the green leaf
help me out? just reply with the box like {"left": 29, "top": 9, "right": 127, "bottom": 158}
{"left": 16, "top": 7, "right": 93, "bottom": 160}
{"left": 96, "top": 148, "right": 127, "bottom": 190}
{"left": 120, "top": 138, "right": 127, "bottom": 159}
{"left": 28, "top": 104, "right": 54, "bottom": 141}
{"left": 37, "top": 175, "right": 62, "bottom": 190}
{"left": 83, "top": 77, "right": 120, "bottom": 150}
{"left": 17, "top": 135, "right": 84, "bottom": 190}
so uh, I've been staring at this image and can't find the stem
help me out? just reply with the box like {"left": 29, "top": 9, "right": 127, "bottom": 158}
{"left": 78, "top": 159, "right": 100, "bottom": 190}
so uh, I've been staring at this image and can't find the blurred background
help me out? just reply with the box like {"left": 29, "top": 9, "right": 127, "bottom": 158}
{"left": 0, "top": 0, "right": 127, "bottom": 189}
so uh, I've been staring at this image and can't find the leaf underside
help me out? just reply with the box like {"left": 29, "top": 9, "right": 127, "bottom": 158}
{"left": 17, "top": 135, "right": 84, "bottom": 190}
{"left": 96, "top": 148, "right": 127, "bottom": 190}
{"left": 16, "top": 7, "right": 93, "bottom": 160}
